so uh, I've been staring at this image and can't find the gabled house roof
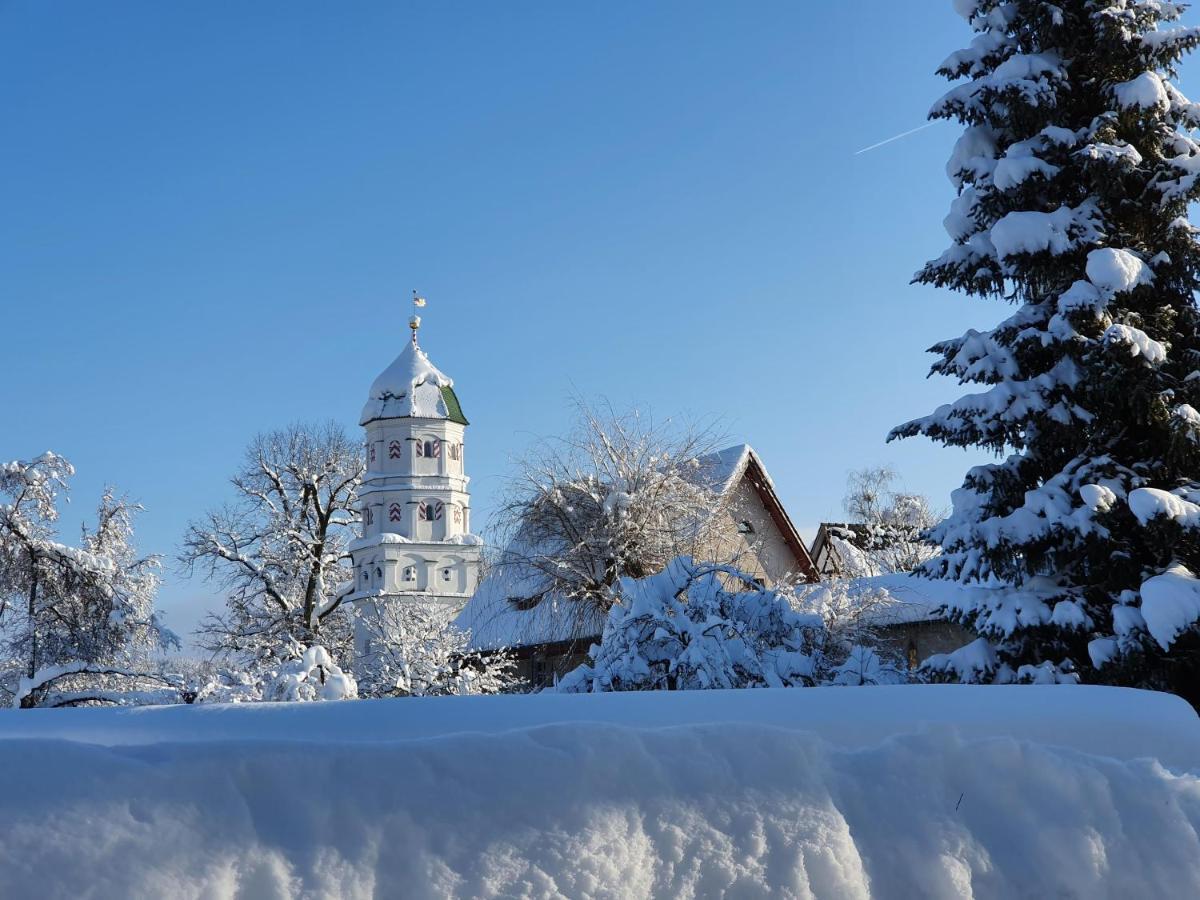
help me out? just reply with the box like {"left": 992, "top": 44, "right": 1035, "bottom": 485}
{"left": 810, "top": 522, "right": 876, "bottom": 578}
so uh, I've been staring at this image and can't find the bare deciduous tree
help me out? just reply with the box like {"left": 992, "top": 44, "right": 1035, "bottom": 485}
{"left": 495, "top": 401, "right": 726, "bottom": 636}
{"left": 842, "top": 466, "right": 941, "bottom": 575}
{"left": 181, "top": 422, "right": 363, "bottom": 663}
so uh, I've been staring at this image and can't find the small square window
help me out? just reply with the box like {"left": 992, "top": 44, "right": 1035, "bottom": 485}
{"left": 737, "top": 520, "right": 755, "bottom": 535}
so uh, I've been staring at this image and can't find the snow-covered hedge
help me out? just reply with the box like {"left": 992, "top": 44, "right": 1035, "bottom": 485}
{"left": 0, "top": 686, "right": 1196, "bottom": 897}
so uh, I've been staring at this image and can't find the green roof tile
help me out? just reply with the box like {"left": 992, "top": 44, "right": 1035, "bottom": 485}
{"left": 441, "top": 385, "right": 469, "bottom": 425}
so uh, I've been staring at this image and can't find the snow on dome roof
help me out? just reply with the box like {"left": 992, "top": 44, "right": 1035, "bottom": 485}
{"left": 359, "top": 338, "right": 467, "bottom": 426}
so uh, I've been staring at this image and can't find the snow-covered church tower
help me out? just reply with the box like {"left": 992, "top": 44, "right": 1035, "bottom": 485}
{"left": 348, "top": 298, "right": 482, "bottom": 623}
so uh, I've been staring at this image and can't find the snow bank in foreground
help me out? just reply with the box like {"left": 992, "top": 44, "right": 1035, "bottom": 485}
{"left": 0, "top": 687, "right": 1196, "bottom": 899}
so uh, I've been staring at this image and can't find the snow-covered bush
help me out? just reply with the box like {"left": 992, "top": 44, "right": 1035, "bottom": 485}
{"left": 792, "top": 578, "right": 907, "bottom": 685}
{"left": 190, "top": 666, "right": 261, "bottom": 704}
{"left": 13, "top": 663, "right": 188, "bottom": 709}
{"left": 923, "top": 636, "right": 1078, "bottom": 686}
{"left": 355, "top": 598, "right": 518, "bottom": 697}
{"left": 557, "top": 557, "right": 824, "bottom": 692}
{"left": 193, "top": 641, "right": 357, "bottom": 703}
{"left": 264, "top": 645, "right": 357, "bottom": 702}
{"left": 888, "top": 1, "right": 1200, "bottom": 701}
{"left": 827, "top": 645, "right": 905, "bottom": 687}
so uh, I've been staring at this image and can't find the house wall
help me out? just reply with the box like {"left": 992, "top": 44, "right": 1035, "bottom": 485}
{"left": 516, "top": 644, "right": 594, "bottom": 690}
{"left": 700, "top": 477, "right": 806, "bottom": 587}
{"left": 811, "top": 529, "right": 842, "bottom": 578}
{"left": 877, "top": 620, "right": 975, "bottom": 671}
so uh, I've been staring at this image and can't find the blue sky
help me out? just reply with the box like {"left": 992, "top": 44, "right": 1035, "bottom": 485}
{"left": 6, "top": 2, "right": 1192, "bottom": 642}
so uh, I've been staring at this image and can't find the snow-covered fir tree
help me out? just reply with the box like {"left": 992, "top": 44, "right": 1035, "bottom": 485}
{"left": 891, "top": 0, "right": 1200, "bottom": 698}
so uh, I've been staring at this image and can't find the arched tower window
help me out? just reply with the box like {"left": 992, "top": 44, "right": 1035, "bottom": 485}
{"left": 419, "top": 500, "right": 444, "bottom": 521}
{"left": 388, "top": 502, "right": 403, "bottom": 522}
{"left": 388, "top": 440, "right": 403, "bottom": 459}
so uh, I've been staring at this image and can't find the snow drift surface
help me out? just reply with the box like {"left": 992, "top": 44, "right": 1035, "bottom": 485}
{"left": 0, "top": 687, "right": 1196, "bottom": 899}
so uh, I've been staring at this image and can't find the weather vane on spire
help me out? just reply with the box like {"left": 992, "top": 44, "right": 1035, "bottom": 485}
{"left": 410, "top": 290, "right": 426, "bottom": 344}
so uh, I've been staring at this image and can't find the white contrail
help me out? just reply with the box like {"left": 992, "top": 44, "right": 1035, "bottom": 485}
{"left": 854, "top": 121, "right": 937, "bottom": 155}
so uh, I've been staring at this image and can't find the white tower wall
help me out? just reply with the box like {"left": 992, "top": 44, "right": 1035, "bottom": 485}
{"left": 347, "top": 311, "right": 483, "bottom": 669}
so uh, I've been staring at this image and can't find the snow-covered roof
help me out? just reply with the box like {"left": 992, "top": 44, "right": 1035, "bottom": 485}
{"left": 359, "top": 338, "right": 467, "bottom": 426}
{"left": 846, "top": 573, "right": 965, "bottom": 626}
{"left": 690, "top": 443, "right": 754, "bottom": 495}
{"left": 793, "top": 573, "right": 965, "bottom": 628}
{"left": 454, "top": 549, "right": 607, "bottom": 652}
